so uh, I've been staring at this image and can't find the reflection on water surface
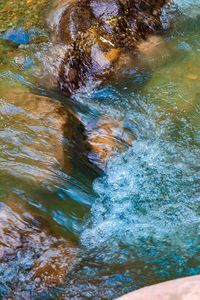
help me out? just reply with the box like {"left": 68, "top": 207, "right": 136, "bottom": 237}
{"left": 0, "top": 0, "right": 200, "bottom": 299}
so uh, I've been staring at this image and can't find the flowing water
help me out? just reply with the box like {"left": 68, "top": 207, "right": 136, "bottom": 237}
{"left": 0, "top": 0, "right": 199, "bottom": 299}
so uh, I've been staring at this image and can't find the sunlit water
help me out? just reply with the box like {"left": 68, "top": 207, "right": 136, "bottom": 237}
{"left": 0, "top": 0, "right": 200, "bottom": 299}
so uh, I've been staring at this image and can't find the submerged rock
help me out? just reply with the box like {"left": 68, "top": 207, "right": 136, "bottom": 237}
{"left": 35, "top": 0, "right": 171, "bottom": 168}
{"left": 46, "top": 0, "right": 171, "bottom": 166}
{"left": 56, "top": 0, "right": 170, "bottom": 95}
{"left": 0, "top": 200, "right": 78, "bottom": 297}
{"left": 0, "top": 80, "right": 100, "bottom": 186}
{"left": 87, "top": 117, "right": 135, "bottom": 168}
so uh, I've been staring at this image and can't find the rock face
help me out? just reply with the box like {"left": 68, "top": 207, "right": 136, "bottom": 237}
{"left": 57, "top": 0, "right": 170, "bottom": 95}
{"left": 117, "top": 275, "right": 200, "bottom": 300}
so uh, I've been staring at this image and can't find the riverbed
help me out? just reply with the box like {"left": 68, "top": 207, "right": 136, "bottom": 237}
{"left": 0, "top": 0, "right": 199, "bottom": 299}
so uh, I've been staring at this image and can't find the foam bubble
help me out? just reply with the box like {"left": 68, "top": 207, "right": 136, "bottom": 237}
{"left": 81, "top": 103, "right": 200, "bottom": 266}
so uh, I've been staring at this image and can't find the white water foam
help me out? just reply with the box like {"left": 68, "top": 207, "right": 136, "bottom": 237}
{"left": 81, "top": 101, "right": 200, "bottom": 264}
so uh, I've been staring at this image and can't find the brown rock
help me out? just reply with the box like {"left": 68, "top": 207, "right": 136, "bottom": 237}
{"left": 87, "top": 117, "right": 134, "bottom": 167}
{"left": 0, "top": 83, "right": 91, "bottom": 175}
{"left": 57, "top": 0, "right": 170, "bottom": 95}
{"left": 0, "top": 199, "right": 78, "bottom": 296}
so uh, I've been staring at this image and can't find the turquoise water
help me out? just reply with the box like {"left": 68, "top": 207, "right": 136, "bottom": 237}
{"left": 0, "top": 1, "right": 199, "bottom": 299}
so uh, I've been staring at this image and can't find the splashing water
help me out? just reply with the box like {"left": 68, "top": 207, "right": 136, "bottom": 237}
{"left": 81, "top": 104, "right": 200, "bottom": 257}
{"left": 60, "top": 91, "right": 200, "bottom": 299}
{"left": 77, "top": 5, "right": 200, "bottom": 297}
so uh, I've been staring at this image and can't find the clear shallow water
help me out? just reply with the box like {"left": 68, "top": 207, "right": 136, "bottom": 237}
{"left": 0, "top": 1, "right": 200, "bottom": 299}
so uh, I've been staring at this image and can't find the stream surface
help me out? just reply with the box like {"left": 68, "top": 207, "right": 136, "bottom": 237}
{"left": 0, "top": 0, "right": 199, "bottom": 299}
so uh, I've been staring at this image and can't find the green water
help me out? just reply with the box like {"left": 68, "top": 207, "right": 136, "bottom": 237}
{"left": 0, "top": 1, "right": 199, "bottom": 299}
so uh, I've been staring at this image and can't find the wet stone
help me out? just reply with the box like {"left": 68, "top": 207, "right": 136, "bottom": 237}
{"left": 87, "top": 117, "right": 135, "bottom": 168}
{"left": 57, "top": 0, "right": 170, "bottom": 95}
{"left": 90, "top": 0, "right": 121, "bottom": 21}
